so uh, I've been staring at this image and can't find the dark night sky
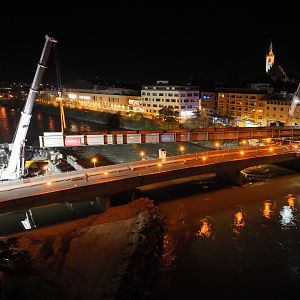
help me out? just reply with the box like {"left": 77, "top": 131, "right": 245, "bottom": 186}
{"left": 1, "top": 2, "right": 299, "bottom": 85}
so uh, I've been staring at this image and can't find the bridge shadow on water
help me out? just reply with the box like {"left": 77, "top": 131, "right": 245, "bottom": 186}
{"left": 110, "top": 164, "right": 295, "bottom": 207}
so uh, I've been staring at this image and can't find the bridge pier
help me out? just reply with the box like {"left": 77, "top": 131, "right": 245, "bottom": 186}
{"left": 216, "top": 170, "right": 243, "bottom": 186}
{"left": 275, "top": 157, "right": 300, "bottom": 171}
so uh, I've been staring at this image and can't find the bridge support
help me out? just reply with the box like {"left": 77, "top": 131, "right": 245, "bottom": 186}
{"left": 275, "top": 158, "right": 300, "bottom": 171}
{"left": 216, "top": 170, "right": 243, "bottom": 186}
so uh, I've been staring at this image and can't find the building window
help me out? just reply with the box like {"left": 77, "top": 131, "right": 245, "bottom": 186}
{"left": 273, "top": 107, "right": 276, "bottom": 110}
{"left": 153, "top": 93, "right": 157, "bottom": 96}
{"left": 181, "top": 106, "right": 186, "bottom": 109}
{"left": 267, "top": 106, "right": 269, "bottom": 110}
{"left": 159, "top": 93, "right": 163, "bottom": 96}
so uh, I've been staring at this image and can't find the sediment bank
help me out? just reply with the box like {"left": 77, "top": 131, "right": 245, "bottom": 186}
{"left": 0, "top": 199, "right": 166, "bottom": 300}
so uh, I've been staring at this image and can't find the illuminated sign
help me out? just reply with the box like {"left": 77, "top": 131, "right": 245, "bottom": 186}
{"left": 180, "top": 110, "right": 194, "bottom": 118}
{"left": 79, "top": 95, "right": 91, "bottom": 100}
{"left": 68, "top": 93, "right": 77, "bottom": 99}
{"left": 128, "top": 99, "right": 141, "bottom": 106}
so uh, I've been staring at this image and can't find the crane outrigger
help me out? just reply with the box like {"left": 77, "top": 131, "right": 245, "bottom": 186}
{"left": 0, "top": 35, "right": 57, "bottom": 180}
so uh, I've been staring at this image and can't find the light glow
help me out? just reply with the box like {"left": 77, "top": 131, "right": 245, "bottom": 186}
{"left": 68, "top": 93, "right": 77, "bottom": 99}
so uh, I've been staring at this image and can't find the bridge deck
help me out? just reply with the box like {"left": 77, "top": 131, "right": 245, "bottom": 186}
{"left": 0, "top": 145, "right": 298, "bottom": 212}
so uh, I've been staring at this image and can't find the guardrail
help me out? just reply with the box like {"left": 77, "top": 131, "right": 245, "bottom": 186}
{"left": 0, "top": 144, "right": 295, "bottom": 192}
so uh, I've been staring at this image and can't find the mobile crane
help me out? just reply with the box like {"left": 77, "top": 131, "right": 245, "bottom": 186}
{"left": 0, "top": 35, "right": 57, "bottom": 180}
{"left": 285, "top": 83, "right": 300, "bottom": 126}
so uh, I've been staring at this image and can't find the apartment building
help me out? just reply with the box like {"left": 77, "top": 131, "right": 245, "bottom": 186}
{"left": 39, "top": 87, "right": 142, "bottom": 113}
{"left": 262, "top": 92, "right": 300, "bottom": 126}
{"left": 141, "top": 82, "right": 199, "bottom": 118}
{"left": 217, "top": 88, "right": 269, "bottom": 124}
{"left": 200, "top": 91, "right": 217, "bottom": 115}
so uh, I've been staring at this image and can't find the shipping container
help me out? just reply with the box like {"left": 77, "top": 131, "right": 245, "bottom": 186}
{"left": 44, "top": 131, "right": 63, "bottom": 136}
{"left": 106, "top": 134, "right": 114, "bottom": 144}
{"left": 145, "top": 133, "right": 159, "bottom": 143}
{"left": 86, "top": 135, "right": 105, "bottom": 145}
{"left": 65, "top": 135, "right": 84, "bottom": 145}
{"left": 176, "top": 133, "right": 190, "bottom": 142}
{"left": 160, "top": 133, "right": 175, "bottom": 143}
{"left": 190, "top": 132, "right": 208, "bottom": 141}
{"left": 126, "top": 134, "right": 141, "bottom": 144}
{"left": 43, "top": 136, "right": 64, "bottom": 147}
{"left": 39, "top": 136, "right": 44, "bottom": 148}
{"left": 64, "top": 137, "right": 81, "bottom": 146}
{"left": 116, "top": 134, "right": 124, "bottom": 144}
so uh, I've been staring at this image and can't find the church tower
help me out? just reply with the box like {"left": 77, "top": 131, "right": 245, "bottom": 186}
{"left": 266, "top": 41, "right": 275, "bottom": 73}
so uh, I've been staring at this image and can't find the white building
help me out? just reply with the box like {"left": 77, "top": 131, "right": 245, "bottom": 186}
{"left": 262, "top": 92, "right": 300, "bottom": 126}
{"left": 141, "top": 82, "right": 199, "bottom": 118}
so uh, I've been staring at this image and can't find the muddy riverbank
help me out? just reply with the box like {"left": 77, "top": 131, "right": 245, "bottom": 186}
{"left": 0, "top": 199, "right": 167, "bottom": 300}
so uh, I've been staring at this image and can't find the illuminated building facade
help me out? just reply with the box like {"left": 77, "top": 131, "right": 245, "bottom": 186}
{"left": 262, "top": 92, "right": 300, "bottom": 126}
{"left": 200, "top": 91, "right": 217, "bottom": 115}
{"left": 141, "top": 82, "right": 199, "bottom": 118}
{"left": 40, "top": 88, "right": 142, "bottom": 113}
{"left": 217, "top": 88, "right": 269, "bottom": 124}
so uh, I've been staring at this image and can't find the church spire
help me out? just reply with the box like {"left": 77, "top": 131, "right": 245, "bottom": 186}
{"left": 269, "top": 40, "right": 273, "bottom": 55}
{"left": 266, "top": 40, "right": 275, "bottom": 73}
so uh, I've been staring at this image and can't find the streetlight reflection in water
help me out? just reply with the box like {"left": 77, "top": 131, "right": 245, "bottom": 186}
{"left": 232, "top": 209, "right": 246, "bottom": 235}
{"left": 261, "top": 200, "right": 274, "bottom": 219}
{"left": 280, "top": 193, "right": 297, "bottom": 229}
{"left": 196, "top": 217, "right": 213, "bottom": 238}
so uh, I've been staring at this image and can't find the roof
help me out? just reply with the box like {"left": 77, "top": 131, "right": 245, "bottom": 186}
{"left": 215, "top": 87, "right": 269, "bottom": 94}
{"left": 265, "top": 92, "right": 294, "bottom": 101}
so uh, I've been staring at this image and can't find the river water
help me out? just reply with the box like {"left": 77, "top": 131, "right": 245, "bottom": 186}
{"left": 144, "top": 171, "right": 300, "bottom": 299}
{"left": 0, "top": 105, "right": 107, "bottom": 145}
{"left": 1, "top": 105, "right": 300, "bottom": 298}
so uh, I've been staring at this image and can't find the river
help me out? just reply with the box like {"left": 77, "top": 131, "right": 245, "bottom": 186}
{"left": 1, "top": 105, "right": 300, "bottom": 298}
{"left": 0, "top": 105, "right": 107, "bottom": 145}
{"left": 142, "top": 171, "right": 300, "bottom": 299}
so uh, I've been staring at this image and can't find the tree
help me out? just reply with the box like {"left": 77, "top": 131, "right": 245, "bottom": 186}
{"left": 156, "top": 106, "right": 180, "bottom": 129}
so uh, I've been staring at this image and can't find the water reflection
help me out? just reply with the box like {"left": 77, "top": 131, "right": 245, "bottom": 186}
{"left": 0, "top": 198, "right": 105, "bottom": 236}
{"left": 280, "top": 206, "right": 295, "bottom": 229}
{"left": 196, "top": 217, "right": 214, "bottom": 238}
{"left": 261, "top": 200, "right": 274, "bottom": 219}
{"left": 286, "top": 193, "right": 296, "bottom": 209}
{"left": 280, "top": 193, "right": 297, "bottom": 229}
{"left": 232, "top": 209, "right": 246, "bottom": 235}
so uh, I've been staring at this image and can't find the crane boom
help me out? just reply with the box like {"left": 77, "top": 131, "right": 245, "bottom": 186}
{"left": 285, "top": 83, "right": 300, "bottom": 126}
{"left": 0, "top": 35, "right": 57, "bottom": 180}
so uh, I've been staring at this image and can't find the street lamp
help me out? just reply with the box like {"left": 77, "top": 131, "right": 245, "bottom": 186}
{"left": 43, "top": 165, "right": 48, "bottom": 175}
{"left": 179, "top": 145, "right": 185, "bottom": 155}
{"left": 202, "top": 156, "right": 207, "bottom": 164}
{"left": 240, "top": 150, "right": 244, "bottom": 155}
{"left": 92, "top": 158, "right": 97, "bottom": 168}
{"left": 241, "top": 140, "right": 247, "bottom": 145}
{"left": 215, "top": 142, "right": 220, "bottom": 154}
{"left": 157, "top": 163, "right": 162, "bottom": 171}
{"left": 140, "top": 151, "right": 145, "bottom": 160}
